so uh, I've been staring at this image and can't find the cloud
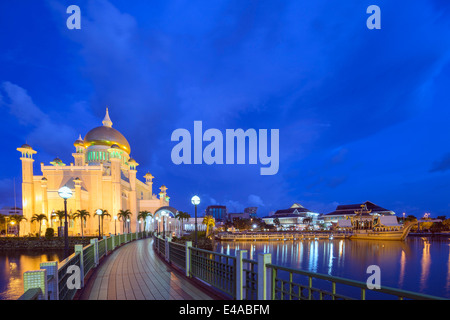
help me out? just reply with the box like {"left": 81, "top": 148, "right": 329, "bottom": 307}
{"left": 247, "top": 194, "right": 265, "bottom": 207}
{"left": 430, "top": 153, "right": 450, "bottom": 173}
{"left": 1, "top": 81, "right": 77, "bottom": 158}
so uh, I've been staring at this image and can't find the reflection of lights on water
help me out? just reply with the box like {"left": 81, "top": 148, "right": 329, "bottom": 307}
{"left": 328, "top": 242, "right": 334, "bottom": 275}
{"left": 420, "top": 241, "right": 431, "bottom": 291}
{"left": 398, "top": 250, "right": 406, "bottom": 288}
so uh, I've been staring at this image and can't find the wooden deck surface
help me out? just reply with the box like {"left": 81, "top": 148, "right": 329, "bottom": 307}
{"left": 78, "top": 238, "right": 217, "bottom": 300}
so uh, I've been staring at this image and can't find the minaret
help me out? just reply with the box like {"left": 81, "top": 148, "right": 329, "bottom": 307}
{"left": 108, "top": 144, "right": 122, "bottom": 231}
{"left": 73, "top": 134, "right": 86, "bottom": 166}
{"left": 41, "top": 177, "right": 48, "bottom": 233}
{"left": 144, "top": 172, "right": 154, "bottom": 196}
{"left": 159, "top": 185, "right": 167, "bottom": 207}
{"left": 128, "top": 157, "right": 139, "bottom": 232}
{"left": 17, "top": 144, "right": 37, "bottom": 235}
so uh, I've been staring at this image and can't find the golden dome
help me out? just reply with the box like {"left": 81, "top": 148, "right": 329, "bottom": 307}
{"left": 83, "top": 108, "right": 131, "bottom": 153}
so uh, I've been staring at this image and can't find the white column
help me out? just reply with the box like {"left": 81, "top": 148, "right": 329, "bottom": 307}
{"left": 235, "top": 250, "right": 247, "bottom": 300}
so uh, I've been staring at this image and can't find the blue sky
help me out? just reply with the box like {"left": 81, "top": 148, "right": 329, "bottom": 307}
{"left": 1, "top": 0, "right": 450, "bottom": 218}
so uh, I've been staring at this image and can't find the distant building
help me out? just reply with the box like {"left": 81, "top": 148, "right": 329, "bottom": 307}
{"left": 261, "top": 203, "right": 320, "bottom": 230}
{"left": 0, "top": 207, "right": 23, "bottom": 235}
{"left": 227, "top": 212, "right": 248, "bottom": 222}
{"left": 206, "top": 205, "right": 227, "bottom": 221}
{"left": 322, "top": 201, "right": 395, "bottom": 228}
{"left": 0, "top": 206, "right": 22, "bottom": 216}
{"left": 244, "top": 207, "right": 258, "bottom": 219}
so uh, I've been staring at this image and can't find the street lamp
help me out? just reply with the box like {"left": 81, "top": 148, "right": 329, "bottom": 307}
{"left": 127, "top": 219, "right": 130, "bottom": 233}
{"left": 138, "top": 220, "right": 142, "bottom": 232}
{"left": 58, "top": 186, "right": 73, "bottom": 259}
{"left": 96, "top": 209, "right": 102, "bottom": 238}
{"left": 114, "top": 216, "right": 118, "bottom": 235}
{"left": 191, "top": 195, "right": 200, "bottom": 247}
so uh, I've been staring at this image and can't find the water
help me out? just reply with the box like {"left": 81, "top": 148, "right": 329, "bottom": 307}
{"left": 0, "top": 250, "right": 65, "bottom": 300}
{"left": 215, "top": 237, "right": 450, "bottom": 299}
{"left": 1, "top": 237, "right": 449, "bottom": 300}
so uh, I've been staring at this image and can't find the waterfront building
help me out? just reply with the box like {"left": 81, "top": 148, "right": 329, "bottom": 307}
{"left": 261, "top": 203, "right": 320, "bottom": 230}
{"left": 205, "top": 205, "right": 227, "bottom": 221}
{"left": 17, "top": 108, "right": 170, "bottom": 236}
{"left": 244, "top": 207, "right": 258, "bottom": 219}
{"left": 322, "top": 201, "right": 395, "bottom": 228}
{"left": 227, "top": 212, "right": 248, "bottom": 222}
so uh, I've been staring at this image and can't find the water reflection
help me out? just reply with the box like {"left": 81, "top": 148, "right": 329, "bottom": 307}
{"left": 0, "top": 250, "right": 64, "bottom": 300}
{"left": 215, "top": 237, "right": 450, "bottom": 298}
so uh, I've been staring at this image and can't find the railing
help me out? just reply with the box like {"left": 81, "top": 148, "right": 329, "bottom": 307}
{"left": 58, "top": 252, "right": 81, "bottom": 300}
{"left": 152, "top": 234, "right": 447, "bottom": 301}
{"left": 190, "top": 247, "right": 236, "bottom": 298}
{"left": 18, "top": 231, "right": 149, "bottom": 300}
{"left": 168, "top": 241, "right": 186, "bottom": 269}
{"left": 243, "top": 258, "right": 258, "bottom": 300}
{"left": 216, "top": 232, "right": 340, "bottom": 241}
{"left": 267, "top": 264, "right": 445, "bottom": 300}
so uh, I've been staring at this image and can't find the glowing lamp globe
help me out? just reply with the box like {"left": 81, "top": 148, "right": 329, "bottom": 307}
{"left": 96, "top": 209, "right": 102, "bottom": 215}
{"left": 58, "top": 186, "right": 73, "bottom": 199}
{"left": 191, "top": 195, "right": 200, "bottom": 206}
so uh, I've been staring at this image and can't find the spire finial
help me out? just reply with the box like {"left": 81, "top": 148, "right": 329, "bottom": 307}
{"left": 102, "top": 107, "right": 113, "bottom": 127}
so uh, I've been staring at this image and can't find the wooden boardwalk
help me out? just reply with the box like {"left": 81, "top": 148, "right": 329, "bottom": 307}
{"left": 78, "top": 238, "right": 218, "bottom": 300}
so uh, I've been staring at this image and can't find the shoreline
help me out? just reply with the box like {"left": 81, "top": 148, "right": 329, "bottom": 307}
{"left": 0, "top": 237, "right": 97, "bottom": 251}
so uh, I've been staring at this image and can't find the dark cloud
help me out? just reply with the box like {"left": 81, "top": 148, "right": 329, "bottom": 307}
{"left": 430, "top": 153, "right": 450, "bottom": 173}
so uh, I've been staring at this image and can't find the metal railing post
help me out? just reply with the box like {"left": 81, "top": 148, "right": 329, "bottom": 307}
{"left": 90, "top": 238, "right": 99, "bottom": 266}
{"left": 103, "top": 236, "right": 108, "bottom": 255}
{"left": 40, "top": 261, "right": 58, "bottom": 300}
{"left": 74, "top": 244, "right": 84, "bottom": 289}
{"left": 165, "top": 238, "right": 170, "bottom": 262}
{"left": 236, "top": 250, "right": 247, "bottom": 300}
{"left": 257, "top": 253, "right": 272, "bottom": 300}
{"left": 185, "top": 241, "right": 192, "bottom": 277}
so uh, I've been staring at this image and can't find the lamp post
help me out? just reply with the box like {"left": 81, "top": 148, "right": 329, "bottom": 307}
{"left": 96, "top": 209, "right": 102, "bottom": 238}
{"left": 58, "top": 186, "right": 73, "bottom": 259}
{"left": 191, "top": 195, "right": 200, "bottom": 247}
{"left": 114, "top": 216, "right": 118, "bottom": 235}
{"left": 127, "top": 219, "right": 130, "bottom": 233}
{"left": 138, "top": 220, "right": 141, "bottom": 232}
{"left": 156, "top": 217, "right": 160, "bottom": 234}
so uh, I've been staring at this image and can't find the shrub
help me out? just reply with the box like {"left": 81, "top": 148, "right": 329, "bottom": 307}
{"left": 45, "top": 228, "right": 55, "bottom": 239}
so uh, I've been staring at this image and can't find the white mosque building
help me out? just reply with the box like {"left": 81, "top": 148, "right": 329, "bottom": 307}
{"left": 17, "top": 108, "right": 170, "bottom": 236}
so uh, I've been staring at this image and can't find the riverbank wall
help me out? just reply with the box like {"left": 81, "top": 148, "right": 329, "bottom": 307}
{"left": 0, "top": 237, "right": 97, "bottom": 250}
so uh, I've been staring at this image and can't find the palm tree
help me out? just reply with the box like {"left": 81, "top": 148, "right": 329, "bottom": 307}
{"left": 117, "top": 209, "right": 132, "bottom": 233}
{"left": 31, "top": 214, "right": 47, "bottom": 237}
{"left": 202, "top": 215, "right": 215, "bottom": 239}
{"left": 176, "top": 211, "right": 190, "bottom": 234}
{"left": 138, "top": 211, "right": 151, "bottom": 232}
{"left": 72, "top": 209, "right": 90, "bottom": 239}
{"left": 10, "top": 214, "right": 27, "bottom": 237}
{"left": 99, "top": 209, "right": 111, "bottom": 236}
{"left": 0, "top": 214, "right": 6, "bottom": 236}
{"left": 54, "top": 210, "right": 66, "bottom": 228}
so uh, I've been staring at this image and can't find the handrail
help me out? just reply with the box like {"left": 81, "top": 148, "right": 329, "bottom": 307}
{"left": 266, "top": 263, "right": 446, "bottom": 300}
{"left": 152, "top": 234, "right": 447, "bottom": 301}
{"left": 18, "top": 231, "right": 149, "bottom": 300}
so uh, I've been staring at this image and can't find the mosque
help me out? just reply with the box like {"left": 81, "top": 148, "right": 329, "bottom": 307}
{"left": 17, "top": 108, "right": 170, "bottom": 236}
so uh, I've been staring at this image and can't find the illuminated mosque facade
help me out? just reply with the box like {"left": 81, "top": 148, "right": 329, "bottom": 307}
{"left": 17, "top": 108, "right": 169, "bottom": 236}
